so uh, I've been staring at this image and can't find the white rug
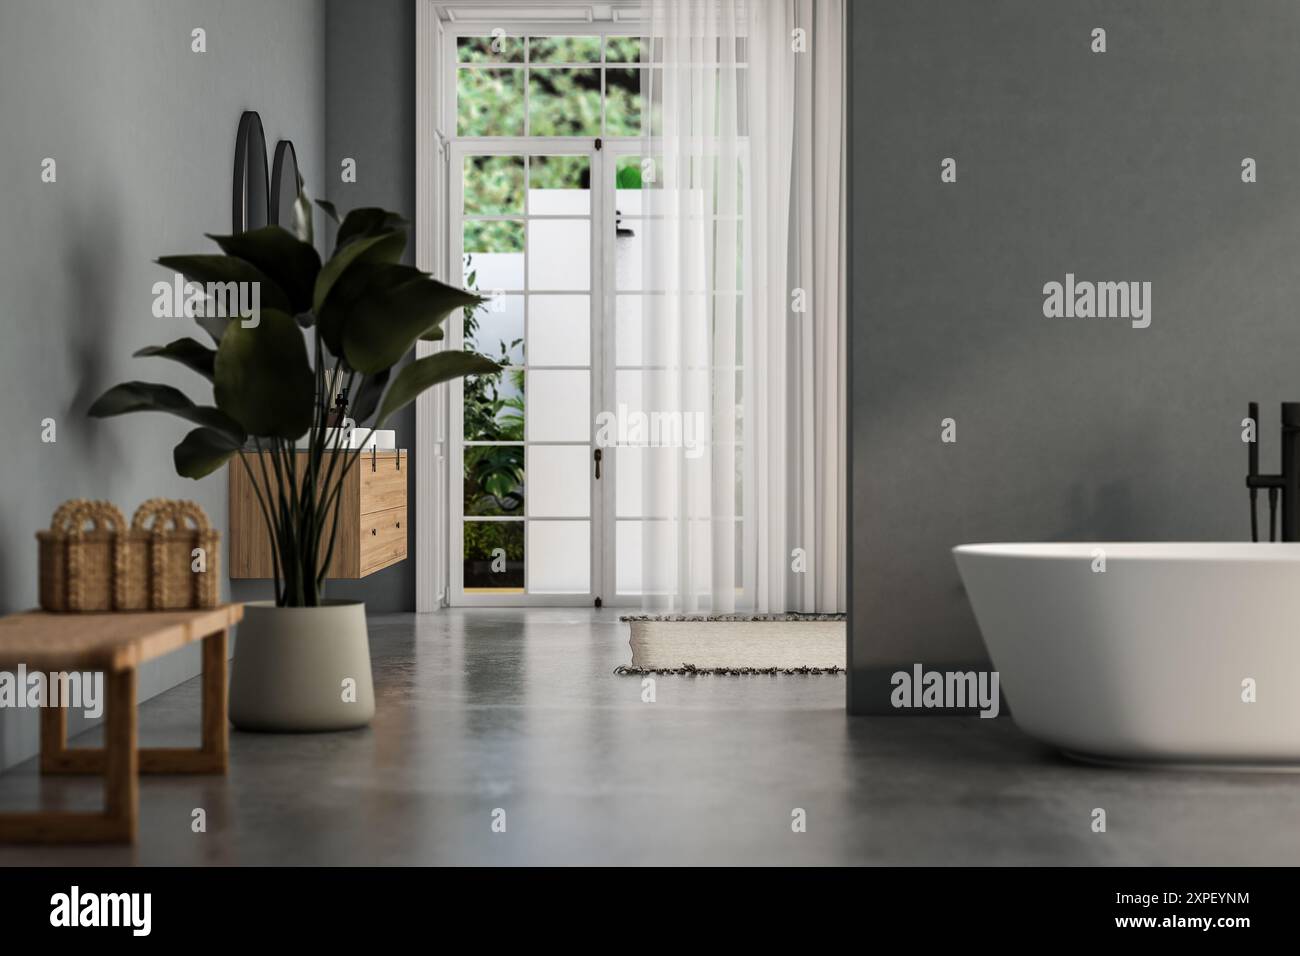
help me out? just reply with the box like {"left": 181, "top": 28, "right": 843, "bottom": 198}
{"left": 620, "top": 614, "right": 846, "bottom": 673}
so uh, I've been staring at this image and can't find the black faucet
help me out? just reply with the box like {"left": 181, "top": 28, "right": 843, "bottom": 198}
{"left": 1246, "top": 401, "right": 1300, "bottom": 541}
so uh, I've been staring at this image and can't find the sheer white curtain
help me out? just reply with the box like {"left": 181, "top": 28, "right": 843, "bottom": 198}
{"left": 639, "top": 0, "right": 844, "bottom": 614}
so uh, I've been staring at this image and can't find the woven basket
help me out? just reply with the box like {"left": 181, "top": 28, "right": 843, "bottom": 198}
{"left": 129, "top": 498, "right": 221, "bottom": 610}
{"left": 37, "top": 500, "right": 128, "bottom": 612}
{"left": 37, "top": 498, "right": 220, "bottom": 612}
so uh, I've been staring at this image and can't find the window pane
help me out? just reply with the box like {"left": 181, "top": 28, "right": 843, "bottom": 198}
{"left": 464, "top": 445, "right": 524, "bottom": 517}
{"left": 615, "top": 520, "right": 642, "bottom": 594}
{"left": 616, "top": 445, "right": 643, "bottom": 518}
{"left": 529, "top": 155, "right": 590, "bottom": 214}
{"left": 464, "top": 293, "right": 523, "bottom": 365}
{"left": 464, "top": 367, "right": 524, "bottom": 442}
{"left": 458, "top": 69, "right": 525, "bottom": 136}
{"left": 604, "top": 67, "right": 642, "bottom": 135}
{"left": 528, "top": 521, "right": 590, "bottom": 593}
{"left": 604, "top": 36, "right": 644, "bottom": 63}
{"left": 527, "top": 370, "right": 589, "bottom": 442}
{"left": 529, "top": 35, "right": 601, "bottom": 63}
{"left": 463, "top": 155, "right": 524, "bottom": 215}
{"left": 458, "top": 35, "right": 524, "bottom": 63}
{"left": 528, "top": 295, "right": 589, "bottom": 367}
{"left": 464, "top": 520, "right": 524, "bottom": 591}
{"left": 614, "top": 156, "right": 661, "bottom": 216}
{"left": 528, "top": 219, "right": 589, "bottom": 291}
{"left": 528, "top": 68, "right": 600, "bottom": 136}
{"left": 614, "top": 216, "right": 648, "bottom": 290}
{"left": 617, "top": 520, "right": 683, "bottom": 594}
{"left": 615, "top": 294, "right": 641, "bottom": 367}
{"left": 463, "top": 220, "right": 523, "bottom": 290}
{"left": 527, "top": 446, "right": 589, "bottom": 517}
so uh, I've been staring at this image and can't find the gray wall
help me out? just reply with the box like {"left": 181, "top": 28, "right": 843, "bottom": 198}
{"left": 229, "top": 0, "right": 418, "bottom": 612}
{"left": 0, "top": 0, "right": 326, "bottom": 767}
{"left": 318, "top": 0, "right": 419, "bottom": 611}
{"left": 848, "top": 1, "right": 1300, "bottom": 712}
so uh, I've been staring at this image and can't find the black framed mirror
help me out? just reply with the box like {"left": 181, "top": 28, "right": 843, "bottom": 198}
{"left": 270, "top": 140, "right": 303, "bottom": 229}
{"left": 232, "top": 111, "right": 269, "bottom": 233}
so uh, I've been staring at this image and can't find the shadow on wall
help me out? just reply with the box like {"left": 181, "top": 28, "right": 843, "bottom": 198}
{"left": 62, "top": 194, "right": 126, "bottom": 473}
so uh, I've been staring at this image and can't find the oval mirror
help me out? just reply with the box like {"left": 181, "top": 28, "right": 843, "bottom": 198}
{"left": 270, "top": 140, "right": 303, "bottom": 229}
{"left": 232, "top": 111, "right": 269, "bottom": 233}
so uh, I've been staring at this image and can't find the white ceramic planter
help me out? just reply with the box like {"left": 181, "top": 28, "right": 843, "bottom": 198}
{"left": 229, "top": 600, "right": 375, "bottom": 732}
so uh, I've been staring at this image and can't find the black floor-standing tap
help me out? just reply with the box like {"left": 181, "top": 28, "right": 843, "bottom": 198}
{"left": 1246, "top": 402, "right": 1300, "bottom": 541}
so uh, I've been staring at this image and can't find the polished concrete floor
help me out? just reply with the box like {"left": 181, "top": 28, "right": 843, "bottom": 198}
{"left": 2, "top": 607, "right": 1299, "bottom": 865}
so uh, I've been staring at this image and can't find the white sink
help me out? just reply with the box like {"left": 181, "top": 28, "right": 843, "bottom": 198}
{"left": 297, "top": 427, "right": 396, "bottom": 450}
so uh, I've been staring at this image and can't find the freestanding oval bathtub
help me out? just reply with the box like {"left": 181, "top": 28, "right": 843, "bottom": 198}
{"left": 953, "top": 543, "right": 1300, "bottom": 768}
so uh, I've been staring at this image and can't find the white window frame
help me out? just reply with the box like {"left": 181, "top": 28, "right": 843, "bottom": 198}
{"left": 448, "top": 139, "right": 605, "bottom": 607}
{"left": 419, "top": 5, "right": 660, "bottom": 608}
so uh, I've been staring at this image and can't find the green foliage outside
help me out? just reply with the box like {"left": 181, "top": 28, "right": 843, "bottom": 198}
{"left": 462, "top": 255, "right": 524, "bottom": 521}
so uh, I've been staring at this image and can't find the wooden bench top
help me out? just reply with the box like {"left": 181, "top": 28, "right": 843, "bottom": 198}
{"left": 0, "top": 605, "right": 242, "bottom": 672}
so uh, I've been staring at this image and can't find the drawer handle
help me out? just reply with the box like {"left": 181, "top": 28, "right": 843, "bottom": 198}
{"left": 371, "top": 528, "right": 377, "bottom": 536}
{"left": 396, "top": 521, "right": 401, "bottom": 529}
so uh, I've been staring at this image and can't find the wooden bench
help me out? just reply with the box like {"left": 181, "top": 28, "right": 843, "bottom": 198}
{"left": 0, "top": 604, "right": 242, "bottom": 843}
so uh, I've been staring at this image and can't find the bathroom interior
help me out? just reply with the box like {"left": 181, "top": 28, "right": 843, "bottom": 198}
{"left": 0, "top": 0, "right": 1298, "bottom": 892}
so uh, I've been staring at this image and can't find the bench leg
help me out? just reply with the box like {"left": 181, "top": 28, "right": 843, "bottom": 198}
{"left": 0, "top": 668, "right": 136, "bottom": 844}
{"left": 200, "top": 628, "right": 229, "bottom": 772}
{"left": 104, "top": 669, "right": 138, "bottom": 841}
{"left": 39, "top": 627, "right": 230, "bottom": 776}
{"left": 39, "top": 703, "right": 67, "bottom": 774}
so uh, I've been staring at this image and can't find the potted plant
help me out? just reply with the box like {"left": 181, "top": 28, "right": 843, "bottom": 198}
{"left": 88, "top": 193, "right": 497, "bottom": 731}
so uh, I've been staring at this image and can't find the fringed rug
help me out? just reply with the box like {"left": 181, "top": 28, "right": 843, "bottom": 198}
{"left": 619, "top": 613, "right": 845, "bottom": 673}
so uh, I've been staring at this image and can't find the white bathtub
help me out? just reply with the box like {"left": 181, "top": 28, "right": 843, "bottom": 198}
{"left": 953, "top": 543, "right": 1300, "bottom": 768}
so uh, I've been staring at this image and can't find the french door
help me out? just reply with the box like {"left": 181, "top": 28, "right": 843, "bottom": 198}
{"left": 450, "top": 141, "right": 596, "bottom": 605}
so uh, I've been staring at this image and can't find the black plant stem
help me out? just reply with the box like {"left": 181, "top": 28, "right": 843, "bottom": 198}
{"left": 314, "top": 364, "right": 353, "bottom": 529}
{"left": 262, "top": 437, "right": 299, "bottom": 606}
{"left": 314, "top": 370, "right": 353, "bottom": 593}
{"left": 316, "top": 477, "right": 345, "bottom": 592}
{"left": 238, "top": 449, "right": 283, "bottom": 606}
{"left": 304, "top": 336, "right": 329, "bottom": 595}
{"left": 261, "top": 439, "right": 288, "bottom": 605}
{"left": 285, "top": 438, "right": 317, "bottom": 606}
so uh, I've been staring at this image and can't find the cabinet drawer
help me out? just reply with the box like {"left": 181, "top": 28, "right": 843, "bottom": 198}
{"left": 360, "top": 451, "right": 406, "bottom": 515}
{"left": 360, "top": 506, "right": 407, "bottom": 575}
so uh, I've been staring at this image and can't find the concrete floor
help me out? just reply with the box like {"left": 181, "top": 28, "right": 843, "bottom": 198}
{"left": 2, "top": 607, "right": 1300, "bottom": 865}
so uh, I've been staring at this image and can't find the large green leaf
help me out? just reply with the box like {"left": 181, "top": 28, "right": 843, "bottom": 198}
{"left": 193, "top": 314, "right": 231, "bottom": 346}
{"left": 340, "top": 265, "right": 483, "bottom": 374}
{"left": 315, "top": 198, "right": 340, "bottom": 224}
{"left": 376, "top": 351, "right": 499, "bottom": 426}
{"left": 87, "top": 381, "right": 245, "bottom": 441}
{"left": 312, "top": 229, "right": 407, "bottom": 315}
{"left": 335, "top": 207, "right": 408, "bottom": 251}
{"left": 291, "top": 187, "right": 314, "bottom": 246}
{"left": 174, "top": 427, "right": 244, "bottom": 479}
{"left": 313, "top": 257, "right": 371, "bottom": 358}
{"left": 206, "top": 226, "right": 322, "bottom": 315}
{"left": 155, "top": 254, "right": 292, "bottom": 335}
{"left": 214, "top": 308, "right": 315, "bottom": 439}
{"left": 348, "top": 368, "right": 390, "bottom": 425}
{"left": 133, "top": 337, "right": 216, "bottom": 380}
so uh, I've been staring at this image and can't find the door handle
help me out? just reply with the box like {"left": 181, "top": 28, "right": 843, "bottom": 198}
{"left": 594, "top": 448, "right": 602, "bottom": 479}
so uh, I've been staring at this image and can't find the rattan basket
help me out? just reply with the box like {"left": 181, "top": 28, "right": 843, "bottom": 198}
{"left": 37, "top": 498, "right": 221, "bottom": 612}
